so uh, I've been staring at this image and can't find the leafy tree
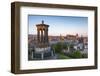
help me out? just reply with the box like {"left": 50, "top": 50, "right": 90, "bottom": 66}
{"left": 56, "top": 43, "right": 62, "bottom": 53}
{"left": 62, "top": 43, "right": 68, "bottom": 49}
{"left": 71, "top": 50, "right": 82, "bottom": 58}
{"left": 53, "top": 42, "right": 63, "bottom": 53}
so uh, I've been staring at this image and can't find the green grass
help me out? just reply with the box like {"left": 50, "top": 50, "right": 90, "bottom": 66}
{"left": 58, "top": 54, "right": 71, "bottom": 59}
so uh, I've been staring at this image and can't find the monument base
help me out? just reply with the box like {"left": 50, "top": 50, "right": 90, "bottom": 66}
{"left": 29, "top": 46, "right": 55, "bottom": 60}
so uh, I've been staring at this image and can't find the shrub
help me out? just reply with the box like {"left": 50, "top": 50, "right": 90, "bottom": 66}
{"left": 82, "top": 53, "right": 88, "bottom": 58}
{"left": 71, "top": 50, "right": 82, "bottom": 58}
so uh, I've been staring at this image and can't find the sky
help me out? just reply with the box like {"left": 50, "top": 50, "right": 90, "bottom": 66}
{"left": 28, "top": 15, "right": 88, "bottom": 36}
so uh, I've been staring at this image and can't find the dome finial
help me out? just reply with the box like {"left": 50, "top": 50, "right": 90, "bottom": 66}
{"left": 42, "top": 20, "right": 44, "bottom": 24}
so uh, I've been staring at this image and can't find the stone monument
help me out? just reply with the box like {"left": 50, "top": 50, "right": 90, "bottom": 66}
{"left": 31, "top": 20, "right": 54, "bottom": 60}
{"left": 36, "top": 20, "right": 49, "bottom": 48}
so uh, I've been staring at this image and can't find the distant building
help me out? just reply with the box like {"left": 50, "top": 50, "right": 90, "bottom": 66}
{"left": 66, "top": 34, "right": 78, "bottom": 41}
{"left": 60, "top": 34, "right": 65, "bottom": 41}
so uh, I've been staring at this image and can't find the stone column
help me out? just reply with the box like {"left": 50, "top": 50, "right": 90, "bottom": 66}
{"left": 41, "top": 52, "right": 44, "bottom": 60}
{"left": 44, "top": 29, "right": 46, "bottom": 43}
{"left": 37, "top": 29, "right": 40, "bottom": 43}
{"left": 45, "top": 29, "right": 48, "bottom": 43}
{"left": 43, "top": 30, "right": 45, "bottom": 43}
{"left": 32, "top": 51, "right": 34, "bottom": 59}
{"left": 41, "top": 30, "right": 43, "bottom": 43}
{"left": 47, "top": 29, "right": 48, "bottom": 42}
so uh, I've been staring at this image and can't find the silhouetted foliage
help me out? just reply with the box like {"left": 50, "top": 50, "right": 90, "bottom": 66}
{"left": 71, "top": 50, "right": 82, "bottom": 58}
{"left": 82, "top": 53, "right": 88, "bottom": 58}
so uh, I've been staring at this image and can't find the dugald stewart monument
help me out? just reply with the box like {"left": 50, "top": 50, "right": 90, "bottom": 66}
{"left": 28, "top": 20, "right": 55, "bottom": 60}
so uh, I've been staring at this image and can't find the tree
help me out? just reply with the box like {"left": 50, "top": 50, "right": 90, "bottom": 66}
{"left": 62, "top": 43, "right": 68, "bottom": 49}
{"left": 71, "top": 50, "right": 82, "bottom": 58}
{"left": 53, "top": 42, "right": 63, "bottom": 53}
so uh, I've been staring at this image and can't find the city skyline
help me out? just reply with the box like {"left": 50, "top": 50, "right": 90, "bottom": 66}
{"left": 28, "top": 15, "right": 88, "bottom": 36}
